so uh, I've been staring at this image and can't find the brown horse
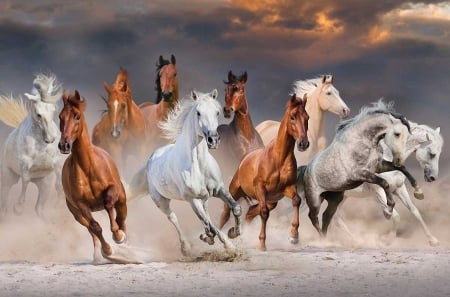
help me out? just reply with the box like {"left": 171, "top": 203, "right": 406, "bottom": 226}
{"left": 211, "top": 71, "right": 264, "bottom": 183}
{"left": 92, "top": 68, "right": 149, "bottom": 172}
{"left": 219, "top": 94, "right": 309, "bottom": 250}
{"left": 59, "top": 90, "right": 129, "bottom": 264}
{"left": 139, "top": 55, "right": 179, "bottom": 153}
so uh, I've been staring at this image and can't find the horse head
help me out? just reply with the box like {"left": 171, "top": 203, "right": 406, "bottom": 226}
{"left": 383, "top": 114, "right": 410, "bottom": 167}
{"left": 316, "top": 74, "right": 350, "bottom": 119}
{"left": 192, "top": 89, "right": 221, "bottom": 149}
{"left": 156, "top": 54, "right": 178, "bottom": 103}
{"left": 102, "top": 68, "right": 131, "bottom": 139}
{"left": 287, "top": 93, "right": 309, "bottom": 151}
{"left": 58, "top": 90, "right": 86, "bottom": 154}
{"left": 223, "top": 70, "right": 247, "bottom": 118}
{"left": 415, "top": 127, "right": 443, "bottom": 182}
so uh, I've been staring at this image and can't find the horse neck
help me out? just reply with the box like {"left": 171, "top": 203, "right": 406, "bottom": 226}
{"left": 230, "top": 94, "right": 257, "bottom": 139}
{"left": 127, "top": 98, "right": 144, "bottom": 126}
{"left": 273, "top": 113, "right": 296, "bottom": 161}
{"left": 176, "top": 113, "right": 209, "bottom": 163}
{"left": 71, "top": 119, "right": 94, "bottom": 170}
{"left": 305, "top": 87, "right": 325, "bottom": 141}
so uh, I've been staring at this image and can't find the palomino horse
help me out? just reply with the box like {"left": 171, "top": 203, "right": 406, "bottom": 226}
{"left": 92, "top": 68, "right": 149, "bottom": 172}
{"left": 297, "top": 100, "right": 411, "bottom": 237}
{"left": 334, "top": 121, "right": 443, "bottom": 246}
{"left": 256, "top": 75, "right": 349, "bottom": 166}
{"left": 127, "top": 90, "right": 242, "bottom": 256}
{"left": 211, "top": 71, "right": 264, "bottom": 183}
{"left": 139, "top": 55, "right": 179, "bottom": 153}
{"left": 219, "top": 93, "right": 309, "bottom": 251}
{"left": 59, "top": 90, "right": 129, "bottom": 264}
{"left": 0, "top": 73, "right": 64, "bottom": 219}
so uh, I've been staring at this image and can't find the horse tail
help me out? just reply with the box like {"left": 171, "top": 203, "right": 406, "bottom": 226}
{"left": 0, "top": 95, "right": 28, "bottom": 128}
{"left": 124, "top": 166, "right": 149, "bottom": 201}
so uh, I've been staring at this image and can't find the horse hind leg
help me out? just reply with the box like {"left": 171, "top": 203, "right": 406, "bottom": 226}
{"left": 217, "top": 187, "right": 242, "bottom": 239}
{"left": 358, "top": 169, "right": 395, "bottom": 219}
{"left": 321, "top": 192, "right": 344, "bottom": 236}
{"left": 0, "top": 167, "right": 20, "bottom": 219}
{"left": 103, "top": 185, "right": 127, "bottom": 244}
{"left": 152, "top": 193, "right": 191, "bottom": 256}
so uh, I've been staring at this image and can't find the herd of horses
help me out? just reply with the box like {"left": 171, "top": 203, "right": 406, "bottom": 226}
{"left": 0, "top": 55, "right": 443, "bottom": 263}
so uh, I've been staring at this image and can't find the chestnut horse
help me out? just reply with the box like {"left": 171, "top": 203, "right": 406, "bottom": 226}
{"left": 211, "top": 71, "right": 264, "bottom": 184}
{"left": 92, "top": 68, "right": 149, "bottom": 172}
{"left": 59, "top": 90, "right": 129, "bottom": 264}
{"left": 139, "top": 55, "right": 179, "bottom": 153}
{"left": 219, "top": 94, "right": 309, "bottom": 250}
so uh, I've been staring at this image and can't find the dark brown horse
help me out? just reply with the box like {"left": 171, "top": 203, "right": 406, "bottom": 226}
{"left": 92, "top": 68, "right": 150, "bottom": 172}
{"left": 219, "top": 94, "right": 309, "bottom": 250}
{"left": 139, "top": 55, "right": 179, "bottom": 153}
{"left": 211, "top": 71, "right": 264, "bottom": 183}
{"left": 59, "top": 90, "right": 129, "bottom": 264}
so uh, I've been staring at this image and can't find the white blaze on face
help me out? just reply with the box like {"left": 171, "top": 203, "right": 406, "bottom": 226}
{"left": 113, "top": 99, "right": 119, "bottom": 129}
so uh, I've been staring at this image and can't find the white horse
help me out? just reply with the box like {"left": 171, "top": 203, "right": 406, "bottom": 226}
{"left": 0, "top": 73, "right": 64, "bottom": 219}
{"left": 297, "top": 100, "right": 411, "bottom": 236}
{"left": 256, "top": 74, "right": 350, "bottom": 166}
{"left": 127, "top": 89, "right": 242, "bottom": 256}
{"left": 334, "top": 122, "right": 443, "bottom": 246}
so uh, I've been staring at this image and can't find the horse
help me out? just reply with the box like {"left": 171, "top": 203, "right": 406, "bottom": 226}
{"left": 139, "top": 55, "right": 179, "bottom": 153}
{"left": 333, "top": 122, "right": 443, "bottom": 246}
{"left": 256, "top": 74, "right": 350, "bottom": 167}
{"left": 0, "top": 73, "right": 64, "bottom": 219}
{"left": 211, "top": 71, "right": 264, "bottom": 183}
{"left": 297, "top": 100, "right": 411, "bottom": 237}
{"left": 218, "top": 93, "right": 310, "bottom": 251}
{"left": 59, "top": 90, "right": 129, "bottom": 264}
{"left": 92, "top": 68, "right": 150, "bottom": 172}
{"left": 126, "top": 89, "right": 242, "bottom": 256}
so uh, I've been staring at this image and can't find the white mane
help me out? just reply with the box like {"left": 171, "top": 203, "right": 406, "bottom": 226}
{"left": 27, "top": 73, "right": 62, "bottom": 104}
{"left": 292, "top": 77, "right": 323, "bottom": 97}
{"left": 159, "top": 91, "right": 221, "bottom": 142}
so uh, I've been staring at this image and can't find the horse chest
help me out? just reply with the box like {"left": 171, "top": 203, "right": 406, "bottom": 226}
{"left": 20, "top": 136, "right": 58, "bottom": 171}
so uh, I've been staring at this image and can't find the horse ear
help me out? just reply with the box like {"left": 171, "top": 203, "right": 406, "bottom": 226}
{"left": 62, "top": 90, "right": 68, "bottom": 105}
{"left": 241, "top": 72, "right": 248, "bottom": 83}
{"left": 191, "top": 90, "right": 198, "bottom": 101}
{"left": 322, "top": 75, "right": 327, "bottom": 84}
{"left": 211, "top": 89, "right": 218, "bottom": 99}
{"left": 302, "top": 93, "right": 308, "bottom": 106}
{"left": 329, "top": 74, "right": 334, "bottom": 84}
{"left": 290, "top": 93, "right": 298, "bottom": 105}
{"left": 74, "top": 90, "right": 81, "bottom": 101}
{"left": 159, "top": 55, "right": 164, "bottom": 65}
{"left": 436, "top": 127, "right": 440, "bottom": 134}
{"left": 103, "top": 81, "right": 112, "bottom": 95}
{"left": 228, "top": 71, "right": 235, "bottom": 83}
{"left": 171, "top": 54, "right": 176, "bottom": 65}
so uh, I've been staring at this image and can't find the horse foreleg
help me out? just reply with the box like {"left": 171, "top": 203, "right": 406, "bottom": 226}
{"left": 13, "top": 177, "right": 29, "bottom": 215}
{"left": 395, "top": 184, "right": 439, "bottom": 246}
{"left": 284, "top": 185, "right": 301, "bottom": 244}
{"left": 254, "top": 185, "right": 270, "bottom": 251}
{"left": 33, "top": 177, "right": 53, "bottom": 220}
{"left": 104, "top": 186, "right": 126, "bottom": 244}
{"left": 217, "top": 186, "right": 242, "bottom": 239}
{"left": 218, "top": 174, "right": 241, "bottom": 230}
{"left": 0, "top": 167, "right": 19, "bottom": 218}
{"left": 66, "top": 201, "right": 103, "bottom": 263}
{"left": 321, "top": 192, "right": 344, "bottom": 236}
{"left": 381, "top": 161, "right": 423, "bottom": 199}
{"left": 369, "top": 184, "right": 400, "bottom": 241}
{"left": 304, "top": 185, "right": 324, "bottom": 237}
{"left": 358, "top": 169, "right": 395, "bottom": 219}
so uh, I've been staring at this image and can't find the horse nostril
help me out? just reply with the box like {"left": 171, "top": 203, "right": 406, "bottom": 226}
{"left": 430, "top": 176, "right": 436, "bottom": 182}
{"left": 64, "top": 142, "right": 71, "bottom": 151}
{"left": 58, "top": 142, "right": 62, "bottom": 150}
{"left": 207, "top": 136, "right": 213, "bottom": 144}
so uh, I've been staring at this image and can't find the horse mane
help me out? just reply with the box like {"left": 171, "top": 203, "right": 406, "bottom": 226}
{"left": 410, "top": 121, "right": 444, "bottom": 146}
{"left": 32, "top": 73, "right": 62, "bottom": 104}
{"left": 336, "top": 99, "right": 397, "bottom": 133}
{"left": 155, "top": 57, "right": 171, "bottom": 104}
{"left": 159, "top": 92, "right": 221, "bottom": 141}
{"left": 292, "top": 76, "right": 326, "bottom": 97}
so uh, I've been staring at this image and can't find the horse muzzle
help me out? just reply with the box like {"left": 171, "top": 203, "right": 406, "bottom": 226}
{"left": 341, "top": 108, "right": 350, "bottom": 119}
{"left": 392, "top": 154, "right": 404, "bottom": 167}
{"left": 162, "top": 91, "right": 173, "bottom": 102}
{"left": 111, "top": 128, "right": 121, "bottom": 139}
{"left": 58, "top": 140, "right": 73, "bottom": 154}
{"left": 424, "top": 167, "right": 437, "bottom": 182}
{"left": 223, "top": 107, "right": 233, "bottom": 118}
{"left": 206, "top": 133, "right": 220, "bottom": 149}
{"left": 297, "top": 139, "right": 310, "bottom": 152}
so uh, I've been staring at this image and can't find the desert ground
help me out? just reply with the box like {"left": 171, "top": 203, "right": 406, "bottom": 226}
{"left": 1, "top": 175, "right": 450, "bottom": 297}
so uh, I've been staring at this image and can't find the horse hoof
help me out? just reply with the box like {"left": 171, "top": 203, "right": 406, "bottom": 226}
{"left": 181, "top": 242, "right": 192, "bottom": 257}
{"left": 227, "top": 227, "right": 240, "bottom": 239}
{"left": 113, "top": 230, "right": 127, "bottom": 244}
{"left": 199, "top": 233, "right": 215, "bottom": 245}
{"left": 429, "top": 238, "right": 440, "bottom": 247}
{"left": 232, "top": 205, "right": 242, "bottom": 216}
{"left": 383, "top": 208, "right": 393, "bottom": 220}
{"left": 289, "top": 237, "right": 299, "bottom": 245}
{"left": 414, "top": 191, "right": 425, "bottom": 200}
{"left": 258, "top": 245, "right": 267, "bottom": 252}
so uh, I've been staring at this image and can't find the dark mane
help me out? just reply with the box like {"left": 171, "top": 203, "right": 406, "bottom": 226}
{"left": 155, "top": 57, "right": 171, "bottom": 103}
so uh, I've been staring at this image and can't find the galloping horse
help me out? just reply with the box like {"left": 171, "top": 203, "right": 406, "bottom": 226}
{"left": 334, "top": 121, "right": 443, "bottom": 246}
{"left": 92, "top": 68, "right": 149, "bottom": 172}
{"left": 139, "top": 55, "right": 179, "bottom": 153}
{"left": 59, "top": 90, "right": 129, "bottom": 264}
{"left": 0, "top": 73, "right": 64, "bottom": 219}
{"left": 297, "top": 101, "right": 411, "bottom": 237}
{"left": 211, "top": 71, "right": 264, "bottom": 183}
{"left": 127, "top": 90, "right": 242, "bottom": 256}
{"left": 256, "top": 75, "right": 349, "bottom": 166}
{"left": 219, "top": 94, "right": 309, "bottom": 251}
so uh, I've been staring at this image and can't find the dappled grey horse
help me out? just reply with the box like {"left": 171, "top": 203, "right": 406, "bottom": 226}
{"left": 298, "top": 101, "right": 411, "bottom": 236}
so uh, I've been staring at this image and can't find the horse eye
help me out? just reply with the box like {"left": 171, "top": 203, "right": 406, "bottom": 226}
{"left": 429, "top": 153, "right": 436, "bottom": 159}
{"left": 122, "top": 103, "right": 126, "bottom": 109}
{"left": 326, "top": 92, "right": 332, "bottom": 96}
{"left": 394, "top": 132, "right": 400, "bottom": 138}
{"left": 290, "top": 115, "right": 296, "bottom": 121}
{"left": 74, "top": 114, "right": 80, "bottom": 120}
{"left": 197, "top": 111, "right": 201, "bottom": 117}
{"left": 37, "top": 113, "right": 42, "bottom": 119}
{"left": 174, "top": 73, "right": 177, "bottom": 77}
{"left": 216, "top": 111, "right": 219, "bottom": 116}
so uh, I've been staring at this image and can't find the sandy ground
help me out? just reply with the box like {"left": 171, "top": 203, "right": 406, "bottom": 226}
{"left": 1, "top": 175, "right": 450, "bottom": 297}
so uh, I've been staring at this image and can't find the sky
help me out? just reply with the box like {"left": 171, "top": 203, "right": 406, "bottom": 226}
{"left": 0, "top": 0, "right": 449, "bottom": 173}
